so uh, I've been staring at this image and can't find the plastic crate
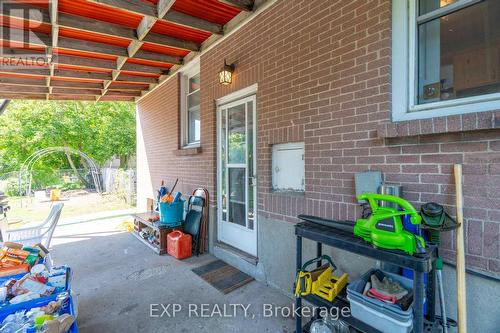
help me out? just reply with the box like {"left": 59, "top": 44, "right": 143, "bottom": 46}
{"left": 0, "top": 294, "right": 78, "bottom": 333}
{"left": 347, "top": 269, "right": 414, "bottom": 321}
{"left": 0, "top": 266, "right": 71, "bottom": 313}
{"left": 159, "top": 200, "right": 185, "bottom": 225}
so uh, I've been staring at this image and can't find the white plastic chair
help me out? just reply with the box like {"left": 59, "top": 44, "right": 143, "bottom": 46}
{"left": 3, "top": 203, "right": 64, "bottom": 249}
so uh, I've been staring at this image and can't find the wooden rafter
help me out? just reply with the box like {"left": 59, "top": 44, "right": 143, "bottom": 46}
{"left": 0, "top": 93, "right": 46, "bottom": 100}
{"left": 104, "top": 89, "right": 142, "bottom": 97}
{"left": 95, "top": 0, "right": 178, "bottom": 99}
{"left": 50, "top": 94, "right": 100, "bottom": 101}
{"left": 115, "top": 74, "right": 157, "bottom": 84}
{"left": 0, "top": 48, "right": 165, "bottom": 77}
{"left": 0, "top": 0, "right": 255, "bottom": 101}
{"left": 0, "top": 30, "right": 178, "bottom": 68}
{"left": 0, "top": 68, "right": 50, "bottom": 76}
{"left": 89, "top": 0, "right": 156, "bottom": 17}
{"left": 0, "top": 76, "right": 47, "bottom": 87}
{"left": 157, "top": 0, "right": 176, "bottom": 19}
{"left": 2, "top": 4, "right": 200, "bottom": 52}
{"left": 89, "top": 0, "right": 222, "bottom": 35}
{"left": 0, "top": 3, "right": 50, "bottom": 22}
{"left": 0, "top": 74, "right": 121, "bottom": 91}
{"left": 50, "top": 80, "right": 105, "bottom": 89}
{"left": 0, "top": 84, "right": 48, "bottom": 94}
{"left": 219, "top": 0, "right": 255, "bottom": 11}
{"left": 162, "top": 11, "right": 223, "bottom": 34}
{"left": 55, "top": 69, "right": 110, "bottom": 81}
{"left": 52, "top": 87, "right": 101, "bottom": 95}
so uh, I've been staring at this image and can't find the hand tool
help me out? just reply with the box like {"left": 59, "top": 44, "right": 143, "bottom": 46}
{"left": 294, "top": 255, "right": 348, "bottom": 302}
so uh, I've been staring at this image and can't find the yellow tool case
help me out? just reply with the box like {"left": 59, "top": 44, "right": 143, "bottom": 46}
{"left": 294, "top": 255, "right": 348, "bottom": 302}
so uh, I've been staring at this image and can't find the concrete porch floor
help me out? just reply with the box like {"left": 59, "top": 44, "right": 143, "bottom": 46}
{"left": 50, "top": 215, "right": 297, "bottom": 333}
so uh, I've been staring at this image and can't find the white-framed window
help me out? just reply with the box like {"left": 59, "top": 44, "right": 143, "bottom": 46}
{"left": 392, "top": 0, "right": 500, "bottom": 121}
{"left": 180, "top": 60, "right": 201, "bottom": 147}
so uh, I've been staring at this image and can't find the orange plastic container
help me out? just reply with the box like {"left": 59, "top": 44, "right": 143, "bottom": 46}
{"left": 167, "top": 231, "right": 192, "bottom": 259}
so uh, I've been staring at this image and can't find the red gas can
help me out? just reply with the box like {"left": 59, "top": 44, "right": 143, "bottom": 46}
{"left": 167, "top": 230, "right": 192, "bottom": 259}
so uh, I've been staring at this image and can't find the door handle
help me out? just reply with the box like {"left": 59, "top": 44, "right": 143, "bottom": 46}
{"left": 249, "top": 176, "right": 257, "bottom": 187}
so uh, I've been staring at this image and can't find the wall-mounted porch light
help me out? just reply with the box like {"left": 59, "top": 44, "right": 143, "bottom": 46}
{"left": 218, "top": 59, "right": 234, "bottom": 85}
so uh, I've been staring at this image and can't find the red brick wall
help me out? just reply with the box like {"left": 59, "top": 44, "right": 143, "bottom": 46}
{"left": 136, "top": 74, "right": 216, "bottom": 200}
{"left": 137, "top": 0, "right": 500, "bottom": 273}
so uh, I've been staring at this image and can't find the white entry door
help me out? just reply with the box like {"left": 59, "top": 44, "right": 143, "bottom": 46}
{"left": 217, "top": 95, "right": 257, "bottom": 256}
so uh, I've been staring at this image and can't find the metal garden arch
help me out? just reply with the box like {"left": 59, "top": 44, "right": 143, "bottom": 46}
{"left": 18, "top": 147, "right": 102, "bottom": 196}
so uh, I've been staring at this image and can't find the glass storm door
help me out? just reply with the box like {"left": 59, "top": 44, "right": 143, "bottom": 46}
{"left": 217, "top": 95, "right": 257, "bottom": 256}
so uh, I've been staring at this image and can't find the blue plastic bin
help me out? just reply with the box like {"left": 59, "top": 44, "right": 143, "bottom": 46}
{"left": 0, "top": 294, "right": 78, "bottom": 333}
{"left": 159, "top": 200, "right": 184, "bottom": 225}
{"left": 347, "top": 269, "right": 414, "bottom": 320}
{"left": 347, "top": 269, "right": 416, "bottom": 333}
{"left": 0, "top": 266, "right": 71, "bottom": 312}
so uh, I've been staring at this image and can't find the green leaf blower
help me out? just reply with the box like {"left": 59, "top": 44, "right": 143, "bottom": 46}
{"left": 354, "top": 193, "right": 426, "bottom": 255}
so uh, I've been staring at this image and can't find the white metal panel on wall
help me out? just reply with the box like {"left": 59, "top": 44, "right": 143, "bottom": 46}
{"left": 272, "top": 142, "right": 305, "bottom": 192}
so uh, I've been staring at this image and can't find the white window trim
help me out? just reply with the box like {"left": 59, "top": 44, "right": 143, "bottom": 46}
{"left": 392, "top": 0, "right": 500, "bottom": 122}
{"left": 216, "top": 84, "right": 258, "bottom": 106}
{"left": 180, "top": 59, "right": 200, "bottom": 148}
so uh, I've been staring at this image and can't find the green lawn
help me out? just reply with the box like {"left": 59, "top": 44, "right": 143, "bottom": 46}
{"left": 6, "top": 190, "right": 134, "bottom": 225}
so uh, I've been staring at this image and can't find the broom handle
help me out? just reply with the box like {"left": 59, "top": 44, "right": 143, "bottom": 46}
{"left": 454, "top": 164, "right": 467, "bottom": 333}
{"left": 167, "top": 178, "right": 179, "bottom": 197}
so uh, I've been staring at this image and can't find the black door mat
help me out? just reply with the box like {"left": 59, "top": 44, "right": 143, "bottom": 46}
{"left": 192, "top": 259, "right": 254, "bottom": 294}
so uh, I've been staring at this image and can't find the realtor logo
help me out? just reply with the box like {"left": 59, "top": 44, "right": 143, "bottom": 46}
{"left": 0, "top": 1, "right": 52, "bottom": 69}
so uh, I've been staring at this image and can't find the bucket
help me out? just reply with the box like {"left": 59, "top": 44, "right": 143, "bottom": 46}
{"left": 159, "top": 200, "right": 184, "bottom": 225}
{"left": 50, "top": 189, "right": 61, "bottom": 201}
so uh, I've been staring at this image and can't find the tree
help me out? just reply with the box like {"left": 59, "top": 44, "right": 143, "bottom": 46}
{"left": 0, "top": 100, "right": 136, "bottom": 181}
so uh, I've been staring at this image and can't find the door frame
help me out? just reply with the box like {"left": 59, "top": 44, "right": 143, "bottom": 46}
{"left": 216, "top": 85, "right": 258, "bottom": 257}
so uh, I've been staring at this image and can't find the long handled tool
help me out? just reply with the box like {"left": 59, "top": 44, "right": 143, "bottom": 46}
{"left": 436, "top": 258, "right": 448, "bottom": 333}
{"left": 454, "top": 164, "right": 467, "bottom": 333}
{"left": 160, "top": 178, "right": 179, "bottom": 202}
{"left": 167, "top": 178, "right": 179, "bottom": 197}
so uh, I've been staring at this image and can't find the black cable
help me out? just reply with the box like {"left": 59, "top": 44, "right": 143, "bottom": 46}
{"left": 434, "top": 315, "right": 457, "bottom": 328}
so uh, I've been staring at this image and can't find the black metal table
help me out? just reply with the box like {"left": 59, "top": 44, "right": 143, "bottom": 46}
{"left": 295, "top": 221, "right": 437, "bottom": 333}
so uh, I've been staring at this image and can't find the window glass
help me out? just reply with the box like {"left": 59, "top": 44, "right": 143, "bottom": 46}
{"left": 419, "top": 0, "right": 458, "bottom": 15}
{"left": 221, "top": 109, "right": 227, "bottom": 222}
{"left": 185, "top": 72, "right": 200, "bottom": 144}
{"left": 227, "top": 104, "right": 246, "bottom": 164}
{"left": 417, "top": 0, "right": 500, "bottom": 105}
{"left": 188, "top": 106, "right": 200, "bottom": 143}
{"left": 228, "top": 168, "right": 246, "bottom": 226}
{"left": 247, "top": 101, "right": 254, "bottom": 230}
{"left": 187, "top": 90, "right": 200, "bottom": 108}
{"left": 189, "top": 73, "right": 200, "bottom": 93}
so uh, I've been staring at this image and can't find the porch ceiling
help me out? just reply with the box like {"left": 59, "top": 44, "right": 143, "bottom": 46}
{"left": 0, "top": 0, "right": 256, "bottom": 102}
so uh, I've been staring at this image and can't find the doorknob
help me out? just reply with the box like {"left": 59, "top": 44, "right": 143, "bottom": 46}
{"left": 249, "top": 176, "right": 257, "bottom": 187}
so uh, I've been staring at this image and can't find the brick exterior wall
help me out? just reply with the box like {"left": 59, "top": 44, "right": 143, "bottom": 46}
{"left": 137, "top": 74, "right": 217, "bottom": 200}
{"left": 137, "top": 0, "right": 500, "bottom": 273}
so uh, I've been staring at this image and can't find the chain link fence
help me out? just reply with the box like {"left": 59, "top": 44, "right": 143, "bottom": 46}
{"left": 0, "top": 168, "right": 136, "bottom": 204}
